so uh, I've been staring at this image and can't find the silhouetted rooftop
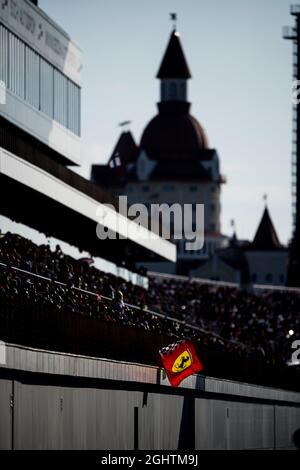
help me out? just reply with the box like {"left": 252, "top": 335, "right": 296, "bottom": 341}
{"left": 157, "top": 30, "right": 192, "bottom": 79}
{"left": 251, "top": 207, "right": 284, "bottom": 251}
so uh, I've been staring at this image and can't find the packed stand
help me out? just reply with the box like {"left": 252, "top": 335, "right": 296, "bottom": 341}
{"left": 0, "top": 232, "right": 300, "bottom": 368}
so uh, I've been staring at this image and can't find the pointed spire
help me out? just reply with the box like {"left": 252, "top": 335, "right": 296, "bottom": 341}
{"left": 169, "top": 13, "right": 177, "bottom": 30}
{"left": 252, "top": 207, "right": 282, "bottom": 250}
{"left": 263, "top": 193, "right": 268, "bottom": 206}
{"left": 108, "top": 131, "right": 138, "bottom": 167}
{"left": 118, "top": 120, "right": 132, "bottom": 132}
{"left": 230, "top": 220, "right": 238, "bottom": 246}
{"left": 157, "top": 30, "right": 192, "bottom": 79}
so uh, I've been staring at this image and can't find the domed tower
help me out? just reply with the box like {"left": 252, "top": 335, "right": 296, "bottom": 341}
{"left": 140, "top": 29, "right": 209, "bottom": 162}
{"left": 92, "top": 27, "right": 227, "bottom": 274}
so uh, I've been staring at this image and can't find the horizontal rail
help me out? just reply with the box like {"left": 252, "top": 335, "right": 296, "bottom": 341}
{"left": 0, "top": 262, "right": 248, "bottom": 350}
{"left": 148, "top": 270, "right": 300, "bottom": 294}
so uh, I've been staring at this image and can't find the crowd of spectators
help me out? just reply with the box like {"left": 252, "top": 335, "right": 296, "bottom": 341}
{"left": 149, "top": 277, "right": 300, "bottom": 366}
{"left": 0, "top": 232, "right": 299, "bottom": 368}
{"left": 0, "top": 233, "right": 190, "bottom": 338}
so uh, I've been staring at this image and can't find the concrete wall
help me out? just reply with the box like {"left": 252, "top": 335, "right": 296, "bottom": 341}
{"left": 0, "top": 344, "right": 299, "bottom": 450}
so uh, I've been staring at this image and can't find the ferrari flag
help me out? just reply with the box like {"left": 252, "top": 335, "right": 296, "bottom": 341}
{"left": 159, "top": 339, "right": 204, "bottom": 387}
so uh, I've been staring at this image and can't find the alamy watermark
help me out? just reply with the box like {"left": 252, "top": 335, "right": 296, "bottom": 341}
{"left": 0, "top": 80, "right": 6, "bottom": 105}
{"left": 96, "top": 196, "right": 205, "bottom": 251}
{"left": 291, "top": 339, "right": 300, "bottom": 365}
{"left": 0, "top": 341, "right": 6, "bottom": 365}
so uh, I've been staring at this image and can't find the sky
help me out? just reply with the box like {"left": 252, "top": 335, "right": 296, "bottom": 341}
{"left": 40, "top": 0, "right": 294, "bottom": 244}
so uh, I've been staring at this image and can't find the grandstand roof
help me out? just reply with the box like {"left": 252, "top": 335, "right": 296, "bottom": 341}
{"left": 0, "top": 147, "right": 176, "bottom": 263}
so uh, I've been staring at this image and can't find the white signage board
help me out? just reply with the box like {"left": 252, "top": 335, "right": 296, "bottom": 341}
{"left": 0, "top": 0, "right": 82, "bottom": 85}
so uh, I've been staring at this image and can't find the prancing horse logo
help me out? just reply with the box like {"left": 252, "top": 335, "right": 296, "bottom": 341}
{"left": 171, "top": 349, "right": 192, "bottom": 373}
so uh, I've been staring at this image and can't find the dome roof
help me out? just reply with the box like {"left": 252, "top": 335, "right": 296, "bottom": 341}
{"left": 140, "top": 102, "right": 209, "bottom": 161}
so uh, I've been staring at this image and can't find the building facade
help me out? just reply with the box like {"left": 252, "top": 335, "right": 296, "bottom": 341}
{"left": 192, "top": 206, "right": 288, "bottom": 287}
{"left": 0, "top": 0, "right": 82, "bottom": 165}
{"left": 245, "top": 207, "right": 288, "bottom": 286}
{"left": 0, "top": 0, "right": 175, "bottom": 272}
{"left": 92, "top": 29, "right": 227, "bottom": 274}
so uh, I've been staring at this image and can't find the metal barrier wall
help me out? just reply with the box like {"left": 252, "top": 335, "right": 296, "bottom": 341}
{"left": 0, "top": 344, "right": 300, "bottom": 450}
{"left": 1, "top": 294, "right": 299, "bottom": 391}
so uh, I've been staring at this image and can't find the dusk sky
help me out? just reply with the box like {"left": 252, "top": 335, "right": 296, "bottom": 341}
{"left": 40, "top": 0, "right": 294, "bottom": 244}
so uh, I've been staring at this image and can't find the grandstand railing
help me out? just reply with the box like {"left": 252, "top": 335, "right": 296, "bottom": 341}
{"left": 148, "top": 271, "right": 300, "bottom": 294}
{"left": 0, "top": 262, "right": 247, "bottom": 351}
